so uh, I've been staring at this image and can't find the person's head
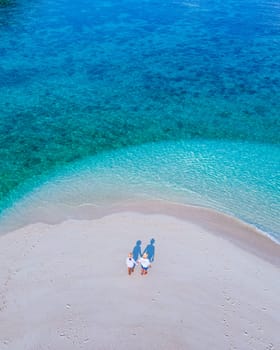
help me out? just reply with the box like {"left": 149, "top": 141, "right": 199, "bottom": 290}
{"left": 136, "top": 240, "right": 141, "bottom": 246}
{"left": 150, "top": 238, "right": 155, "bottom": 244}
{"left": 143, "top": 253, "right": 148, "bottom": 258}
{"left": 128, "top": 252, "right": 132, "bottom": 258}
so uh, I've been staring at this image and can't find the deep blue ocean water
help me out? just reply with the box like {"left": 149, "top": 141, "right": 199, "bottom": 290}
{"left": 0, "top": 0, "right": 279, "bottom": 238}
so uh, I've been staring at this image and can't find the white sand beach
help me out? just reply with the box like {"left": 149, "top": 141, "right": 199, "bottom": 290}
{"left": 0, "top": 201, "right": 279, "bottom": 350}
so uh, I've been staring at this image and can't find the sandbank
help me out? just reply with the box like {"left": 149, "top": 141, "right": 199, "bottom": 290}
{"left": 0, "top": 200, "right": 279, "bottom": 349}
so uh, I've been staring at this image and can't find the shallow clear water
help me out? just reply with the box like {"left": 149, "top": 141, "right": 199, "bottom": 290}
{"left": 0, "top": 0, "right": 279, "bottom": 237}
{"left": 1, "top": 140, "right": 279, "bottom": 239}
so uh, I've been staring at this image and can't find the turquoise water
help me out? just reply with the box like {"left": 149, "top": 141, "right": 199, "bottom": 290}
{"left": 1, "top": 140, "right": 279, "bottom": 239}
{"left": 0, "top": 1, "right": 279, "bottom": 237}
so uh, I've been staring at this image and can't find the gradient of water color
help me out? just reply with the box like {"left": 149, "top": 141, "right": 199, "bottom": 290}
{"left": 0, "top": 0, "right": 279, "bottom": 238}
{"left": 1, "top": 140, "right": 279, "bottom": 240}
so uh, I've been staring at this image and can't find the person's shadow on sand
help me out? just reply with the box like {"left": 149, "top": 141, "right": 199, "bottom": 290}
{"left": 143, "top": 238, "right": 155, "bottom": 262}
{"left": 132, "top": 240, "right": 142, "bottom": 261}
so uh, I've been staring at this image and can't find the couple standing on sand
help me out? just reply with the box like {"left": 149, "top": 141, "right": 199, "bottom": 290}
{"left": 126, "top": 239, "right": 155, "bottom": 276}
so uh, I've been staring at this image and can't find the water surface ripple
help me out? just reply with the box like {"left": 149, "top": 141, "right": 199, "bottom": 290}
{"left": 0, "top": 0, "right": 279, "bottom": 237}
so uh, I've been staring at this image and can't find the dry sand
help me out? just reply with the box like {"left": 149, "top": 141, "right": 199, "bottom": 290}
{"left": 0, "top": 201, "right": 279, "bottom": 350}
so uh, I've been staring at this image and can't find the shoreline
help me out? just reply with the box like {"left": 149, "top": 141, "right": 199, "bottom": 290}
{"left": 1, "top": 199, "right": 279, "bottom": 266}
{"left": 0, "top": 138, "right": 279, "bottom": 240}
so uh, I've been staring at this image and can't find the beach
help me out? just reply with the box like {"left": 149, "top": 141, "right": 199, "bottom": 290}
{"left": 1, "top": 201, "right": 279, "bottom": 350}
{"left": 1, "top": 0, "right": 280, "bottom": 349}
